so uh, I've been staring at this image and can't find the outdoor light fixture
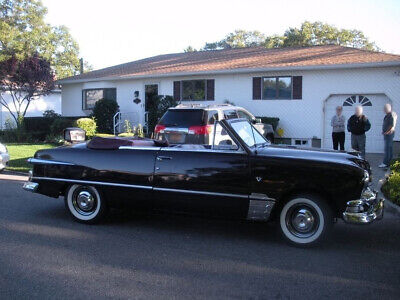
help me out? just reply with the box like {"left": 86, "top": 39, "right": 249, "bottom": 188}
{"left": 133, "top": 90, "right": 141, "bottom": 104}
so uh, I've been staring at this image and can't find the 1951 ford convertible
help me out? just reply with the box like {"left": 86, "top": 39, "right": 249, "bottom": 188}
{"left": 23, "top": 119, "right": 384, "bottom": 246}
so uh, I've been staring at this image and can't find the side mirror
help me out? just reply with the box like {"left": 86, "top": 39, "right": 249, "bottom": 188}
{"left": 253, "top": 118, "right": 262, "bottom": 124}
{"left": 64, "top": 127, "right": 86, "bottom": 143}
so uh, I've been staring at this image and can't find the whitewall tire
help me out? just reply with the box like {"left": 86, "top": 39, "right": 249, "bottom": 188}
{"left": 65, "top": 184, "right": 107, "bottom": 224}
{"left": 279, "top": 195, "right": 333, "bottom": 246}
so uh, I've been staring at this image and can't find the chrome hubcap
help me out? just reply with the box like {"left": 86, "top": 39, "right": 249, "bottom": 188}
{"left": 286, "top": 204, "right": 319, "bottom": 238}
{"left": 72, "top": 188, "right": 97, "bottom": 216}
{"left": 77, "top": 191, "right": 95, "bottom": 212}
{"left": 291, "top": 208, "right": 315, "bottom": 232}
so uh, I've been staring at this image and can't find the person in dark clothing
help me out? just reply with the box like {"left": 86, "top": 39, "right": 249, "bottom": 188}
{"left": 379, "top": 103, "right": 397, "bottom": 168}
{"left": 347, "top": 105, "right": 371, "bottom": 158}
{"left": 331, "top": 106, "right": 346, "bottom": 150}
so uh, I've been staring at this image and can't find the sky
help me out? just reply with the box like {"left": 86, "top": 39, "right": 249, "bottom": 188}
{"left": 42, "top": 0, "right": 400, "bottom": 70}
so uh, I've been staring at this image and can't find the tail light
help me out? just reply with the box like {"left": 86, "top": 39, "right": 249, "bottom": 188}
{"left": 188, "top": 125, "right": 212, "bottom": 135}
{"left": 154, "top": 125, "right": 166, "bottom": 133}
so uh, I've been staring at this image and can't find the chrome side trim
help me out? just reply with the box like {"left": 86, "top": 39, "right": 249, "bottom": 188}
{"left": 119, "top": 146, "right": 161, "bottom": 150}
{"left": 32, "top": 177, "right": 152, "bottom": 190}
{"left": 28, "top": 158, "right": 75, "bottom": 166}
{"left": 247, "top": 193, "right": 276, "bottom": 221}
{"left": 30, "top": 177, "right": 249, "bottom": 199}
{"left": 153, "top": 187, "right": 249, "bottom": 198}
{"left": 160, "top": 147, "right": 246, "bottom": 154}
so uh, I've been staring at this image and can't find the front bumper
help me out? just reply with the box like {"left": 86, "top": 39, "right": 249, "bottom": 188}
{"left": 343, "top": 188, "right": 384, "bottom": 224}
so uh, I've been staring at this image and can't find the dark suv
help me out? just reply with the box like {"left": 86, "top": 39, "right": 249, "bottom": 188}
{"left": 154, "top": 104, "right": 274, "bottom": 144}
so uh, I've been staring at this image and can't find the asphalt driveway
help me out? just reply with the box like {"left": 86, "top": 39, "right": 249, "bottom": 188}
{"left": 0, "top": 172, "right": 399, "bottom": 299}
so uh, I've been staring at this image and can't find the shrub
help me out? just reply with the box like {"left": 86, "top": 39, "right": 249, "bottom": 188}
{"left": 75, "top": 118, "right": 97, "bottom": 138}
{"left": 386, "top": 172, "right": 400, "bottom": 205}
{"left": 147, "top": 95, "right": 178, "bottom": 136}
{"left": 50, "top": 118, "right": 75, "bottom": 135}
{"left": 92, "top": 99, "right": 119, "bottom": 134}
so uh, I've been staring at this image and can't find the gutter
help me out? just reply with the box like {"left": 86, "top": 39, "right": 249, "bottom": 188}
{"left": 57, "top": 60, "right": 400, "bottom": 85}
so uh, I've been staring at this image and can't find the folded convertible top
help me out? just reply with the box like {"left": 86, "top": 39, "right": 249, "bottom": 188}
{"left": 87, "top": 136, "right": 169, "bottom": 150}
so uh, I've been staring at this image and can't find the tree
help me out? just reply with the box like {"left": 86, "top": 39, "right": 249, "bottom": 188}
{"left": 196, "top": 22, "right": 378, "bottom": 51}
{"left": 0, "top": 0, "right": 81, "bottom": 78}
{"left": 0, "top": 54, "right": 55, "bottom": 127}
{"left": 184, "top": 46, "right": 197, "bottom": 52}
{"left": 203, "top": 30, "right": 266, "bottom": 50}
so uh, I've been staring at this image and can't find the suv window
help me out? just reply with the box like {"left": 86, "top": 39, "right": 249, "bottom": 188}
{"left": 224, "top": 110, "right": 238, "bottom": 119}
{"left": 237, "top": 110, "right": 253, "bottom": 121}
{"left": 158, "top": 109, "right": 205, "bottom": 127}
{"left": 207, "top": 110, "right": 219, "bottom": 125}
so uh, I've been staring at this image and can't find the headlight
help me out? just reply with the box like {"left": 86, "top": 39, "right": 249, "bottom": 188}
{"left": 0, "top": 144, "right": 7, "bottom": 154}
{"left": 363, "top": 170, "right": 370, "bottom": 185}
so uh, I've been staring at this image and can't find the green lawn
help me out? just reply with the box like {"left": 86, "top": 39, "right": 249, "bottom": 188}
{"left": 5, "top": 143, "right": 56, "bottom": 173}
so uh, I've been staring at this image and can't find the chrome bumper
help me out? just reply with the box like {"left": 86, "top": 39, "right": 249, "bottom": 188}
{"left": 343, "top": 188, "right": 384, "bottom": 224}
{"left": 23, "top": 182, "right": 39, "bottom": 193}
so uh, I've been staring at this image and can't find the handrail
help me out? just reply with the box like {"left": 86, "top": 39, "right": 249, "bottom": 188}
{"left": 113, "top": 112, "right": 121, "bottom": 135}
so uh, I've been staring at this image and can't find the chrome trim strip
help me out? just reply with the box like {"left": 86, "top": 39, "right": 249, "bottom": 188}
{"left": 160, "top": 147, "right": 246, "bottom": 154}
{"left": 119, "top": 146, "right": 161, "bottom": 150}
{"left": 31, "top": 177, "right": 250, "bottom": 199}
{"left": 153, "top": 187, "right": 249, "bottom": 198}
{"left": 28, "top": 158, "right": 75, "bottom": 166}
{"left": 32, "top": 177, "right": 152, "bottom": 190}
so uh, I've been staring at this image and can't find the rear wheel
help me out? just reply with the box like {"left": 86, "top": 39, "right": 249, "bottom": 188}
{"left": 65, "top": 184, "right": 107, "bottom": 224}
{"left": 279, "top": 195, "right": 333, "bottom": 246}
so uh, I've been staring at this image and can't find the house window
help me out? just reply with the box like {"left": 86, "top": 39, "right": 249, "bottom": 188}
{"left": 182, "top": 80, "right": 206, "bottom": 101}
{"left": 343, "top": 95, "right": 372, "bottom": 107}
{"left": 82, "top": 88, "right": 116, "bottom": 110}
{"left": 262, "top": 76, "right": 292, "bottom": 100}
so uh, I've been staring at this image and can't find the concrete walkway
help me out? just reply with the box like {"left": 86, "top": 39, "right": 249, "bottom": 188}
{"left": 365, "top": 153, "right": 386, "bottom": 190}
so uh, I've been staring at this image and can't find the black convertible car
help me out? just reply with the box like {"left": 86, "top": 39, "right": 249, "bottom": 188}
{"left": 23, "top": 119, "right": 384, "bottom": 246}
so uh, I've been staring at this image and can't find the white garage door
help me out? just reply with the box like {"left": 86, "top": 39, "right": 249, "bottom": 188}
{"left": 324, "top": 94, "right": 390, "bottom": 153}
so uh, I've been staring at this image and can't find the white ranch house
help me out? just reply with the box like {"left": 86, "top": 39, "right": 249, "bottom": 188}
{"left": 58, "top": 45, "right": 400, "bottom": 153}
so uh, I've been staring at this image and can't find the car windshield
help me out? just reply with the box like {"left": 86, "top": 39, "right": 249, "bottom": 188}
{"left": 231, "top": 120, "right": 269, "bottom": 147}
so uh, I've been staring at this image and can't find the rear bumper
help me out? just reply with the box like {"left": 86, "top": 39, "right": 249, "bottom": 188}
{"left": 343, "top": 188, "right": 384, "bottom": 224}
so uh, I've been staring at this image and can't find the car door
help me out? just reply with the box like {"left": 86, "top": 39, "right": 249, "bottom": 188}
{"left": 152, "top": 122, "right": 250, "bottom": 218}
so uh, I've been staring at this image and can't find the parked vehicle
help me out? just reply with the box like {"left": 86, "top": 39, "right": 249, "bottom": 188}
{"left": 23, "top": 119, "right": 384, "bottom": 246}
{"left": 154, "top": 104, "right": 275, "bottom": 144}
{"left": 0, "top": 142, "right": 10, "bottom": 172}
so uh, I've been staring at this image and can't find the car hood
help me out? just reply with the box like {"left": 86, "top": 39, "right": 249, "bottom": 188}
{"left": 256, "top": 144, "right": 368, "bottom": 169}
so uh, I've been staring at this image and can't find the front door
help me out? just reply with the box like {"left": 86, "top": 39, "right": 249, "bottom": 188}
{"left": 152, "top": 122, "right": 250, "bottom": 218}
{"left": 145, "top": 84, "right": 158, "bottom": 134}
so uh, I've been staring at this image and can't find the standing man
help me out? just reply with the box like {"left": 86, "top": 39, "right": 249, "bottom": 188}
{"left": 347, "top": 105, "right": 371, "bottom": 158}
{"left": 331, "top": 106, "right": 346, "bottom": 150}
{"left": 379, "top": 103, "right": 397, "bottom": 168}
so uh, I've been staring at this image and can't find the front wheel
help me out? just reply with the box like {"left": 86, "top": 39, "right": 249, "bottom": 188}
{"left": 279, "top": 195, "right": 333, "bottom": 246}
{"left": 65, "top": 184, "right": 107, "bottom": 224}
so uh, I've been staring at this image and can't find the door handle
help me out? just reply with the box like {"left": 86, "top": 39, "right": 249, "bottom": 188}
{"left": 156, "top": 156, "right": 172, "bottom": 161}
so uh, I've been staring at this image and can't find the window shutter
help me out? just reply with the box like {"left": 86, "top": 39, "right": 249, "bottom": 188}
{"left": 173, "top": 81, "right": 181, "bottom": 101}
{"left": 253, "top": 77, "right": 262, "bottom": 100}
{"left": 292, "top": 76, "right": 302, "bottom": 99}
{"left": 206, "top": 79, "right": 215, "bottom": 100}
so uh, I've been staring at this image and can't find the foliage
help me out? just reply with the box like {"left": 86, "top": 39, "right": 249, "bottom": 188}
{"left": 0, "top": 54, "right": 55, "bottom": 127}
{"left": 5, "top": 143, "right": 55, "bottom": 173}
{"left": 124, "top": 119, "right": 133, "bottom": 134}
{"left": 0, "top": 0, "right": 82, "bottom": 78}
{"left": 75, "top": 118, "right": 97, "bottom": 138}
{"left": 50, "top": 118, "right": 74, "bottom": 135}
{"left": 184, "top": 46, "right": 197, "bottom": 52}
{"left": 147, "top": 95, "right": 178, "bottom": 136}
{"left": 198, "top": 21, "right": 378, "bottom": 51}
{"left": 92, "top": 98, "right": 119, "bottom": 134}
{"left": 256, "top": 117, "right": 280, "bottom": 131}
{"left": 43, "top": 109, "right": 61, "bottom": 119}
{"left": 382, "top": 159, "right": 400, "bottom": 205}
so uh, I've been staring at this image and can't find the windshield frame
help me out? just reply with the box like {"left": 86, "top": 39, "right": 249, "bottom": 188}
{"left": 228, "top": 119, "right": 270, "bottom": 149}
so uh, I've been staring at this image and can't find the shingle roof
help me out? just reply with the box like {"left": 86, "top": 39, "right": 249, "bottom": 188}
{"left": 58, "top": 45, "right": 400, "bottom": 83}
